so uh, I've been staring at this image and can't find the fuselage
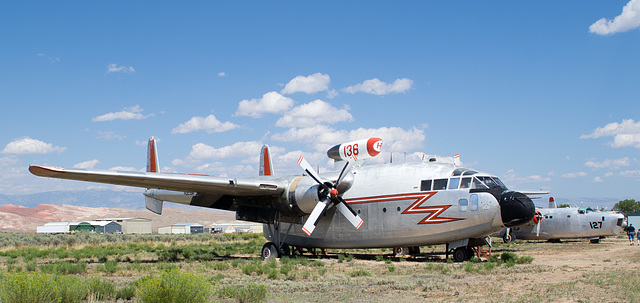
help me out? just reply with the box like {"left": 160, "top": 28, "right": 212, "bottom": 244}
{"left": 505, "top": 207, "right": 626, "bottom": 241}
{"left": 263, "top": 161, "right": 535, "bottom": 249}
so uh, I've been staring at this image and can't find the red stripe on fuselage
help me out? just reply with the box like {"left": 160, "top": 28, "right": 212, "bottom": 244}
{"left": 344, "top": 192, "right": 462, "bottom": 224}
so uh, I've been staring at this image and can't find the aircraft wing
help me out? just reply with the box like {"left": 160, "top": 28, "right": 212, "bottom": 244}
{"left": 519, "top": 190, "right": 550, "bottom": 196}
{"left": 29, "top": 165, "right": 285, "bottom": 196}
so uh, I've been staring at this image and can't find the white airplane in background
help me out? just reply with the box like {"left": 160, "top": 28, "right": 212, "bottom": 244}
{"left": 29, "top": 137, "right": 543, "bottom": 262}
{"left": 498, "top": 197, "right": 626, "bottom": 243}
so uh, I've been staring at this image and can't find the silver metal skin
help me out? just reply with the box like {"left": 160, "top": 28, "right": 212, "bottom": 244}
{"left": 28, "top": 137, "right": 538, "bottom": 256}
{"left": 498, "top": 207, "right": 626, "bottom": 241}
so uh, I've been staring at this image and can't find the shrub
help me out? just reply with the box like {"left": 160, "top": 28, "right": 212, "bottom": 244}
{"left": 217, "top": 283, "right": 267, "bottom": 303}
{"left": 87, "top": 277, "right": 116, "bottom": 301}
{"left": 517, "top": 256, "right": 534, "bottom": 264}
{"left": 39, "top": 261, "right": 87, "bottom": 275}
{"left": 500, "top": 252, "right": 518, "bottom": 263}
{"left": 0, "top": 272, "right": 57, "bottom": 303}
{"left": 136, "top": 270, "right": 212, "bottom": 303}
{"left": 54, "top": 275, "right": 88, "bottom": 303}
{"left": 116, "top": 284, "right": 137, "bottom": 301}
{"left": 347, "top": 269, "right": 372, "bottom": 277}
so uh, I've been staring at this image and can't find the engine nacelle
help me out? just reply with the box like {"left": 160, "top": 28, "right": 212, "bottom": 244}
{"left": 327, "top": 137, "right": 383, "bottom": 162}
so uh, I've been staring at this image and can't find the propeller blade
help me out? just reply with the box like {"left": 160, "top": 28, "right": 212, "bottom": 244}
{"left": 336, "top": 160, "right": 355, "bottom": 186}
{"left": 297, "top": 156, "right": 328, "bottom": 189}
{"left": 301, "top": 199, "right": 330, "bottom": 236}
{"left": 335, "top": 197, "right": 364, "bottom": 230}
{"left": 536, "top": 221, "right": 541, "bottom": 237}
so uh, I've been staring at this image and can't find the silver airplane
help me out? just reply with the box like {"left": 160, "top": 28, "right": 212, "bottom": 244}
{"left": 497, "top": 197, "right": 626, "bottom": 243}
{"left": 29, "top": 137, "right": 541, "bottom": 262}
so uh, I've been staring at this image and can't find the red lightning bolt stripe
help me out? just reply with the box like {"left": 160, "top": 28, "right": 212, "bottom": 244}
{"left": 343, "top": 192, "right": 462, "bottom": 224}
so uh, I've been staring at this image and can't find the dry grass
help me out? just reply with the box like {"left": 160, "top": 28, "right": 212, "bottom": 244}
{"left": 0, "top": 233, "right": 639, "bottom": 302}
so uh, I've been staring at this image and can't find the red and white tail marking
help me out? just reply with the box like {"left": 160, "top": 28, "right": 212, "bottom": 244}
{"left": 147, "top": 137, "right": 159, "bottom": 173}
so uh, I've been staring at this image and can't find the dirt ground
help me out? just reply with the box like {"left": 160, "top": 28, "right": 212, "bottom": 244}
{"left": 248, "top": 236, "right": 640, "bottom": 303}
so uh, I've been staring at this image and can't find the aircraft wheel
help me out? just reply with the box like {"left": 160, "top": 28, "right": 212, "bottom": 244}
{"left": 261, "top": 242, "right": 279, "bottom": 261}
{"left": 503, "top": 233, "right": 514, "bottom": 243}
{"left": 281, "top": 244, "right": 291, "bottom": 256}
{"left": 408, "top": 246, "right": 421, "bottom": 255}
{"left": 394, "top": 247, "right": 409, "bottom": 257}
{"left": 590, "top": 238, "right": 600, "bottom": 244}
{"left": 452, "top": 247, "right": 468, "bottom": 262}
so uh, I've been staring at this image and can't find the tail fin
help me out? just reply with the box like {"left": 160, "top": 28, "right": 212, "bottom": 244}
{"left": 259, "top": 144, "right": 274, "bottom": 176}
{"left": 145, "top": 136, "right": 163, "bottom": 214}
{"left": 453, "top": 154, "right": 461, "bottom": 166}
{"left": 147, "top": 136, "right": 159, "bottom": 173}
{"left": 548, "top": 197, "right": 556, "bottom": 208}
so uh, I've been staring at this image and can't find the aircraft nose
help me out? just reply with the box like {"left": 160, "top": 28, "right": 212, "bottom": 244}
{"left": 499, "top": 191, "right": 535, "bottom": 227}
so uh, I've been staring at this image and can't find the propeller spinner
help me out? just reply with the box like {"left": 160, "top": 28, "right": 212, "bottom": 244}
{"left": 297, "top": 156, "right": 363, "bottom": 236}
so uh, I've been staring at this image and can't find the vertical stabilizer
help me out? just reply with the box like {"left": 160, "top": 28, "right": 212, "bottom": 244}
{"left": 453, "top": 154, "right": 461, "bottom": 166}
{"left": 548, "top": 197, "right": 556, "bottom": 209}
{"left": 147, "top": 136, "right": 159, "bottom": 173}
{"left": 145, "top": 136, "right": 163, "bottom": 214}
{"left": 259, "top": 144, "right": 274, "bottom": 176}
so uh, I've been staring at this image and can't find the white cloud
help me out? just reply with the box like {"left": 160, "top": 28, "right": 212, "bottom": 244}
{"left": 581, "top": 119, "right": 640, "bottom": 148}
{"left": 1, "top": 137, "right": 66, "bottom": 155}
{"left": 37, "top": 53, "right": 60, "bottom": 63}
{"left": 589, "top": 0, "right": 640, "bottom": 35}
{"left": 109, "top": 166, "right": 142, "bottom": 172}
{"left": 561, "top": 172, "right": 588, "bottom": 178}
{"left": 272, "top": 125, "right": 425, "bottom": 153}
{"left": 73, "top": 160, "right": 99, "bottom": 169}
{"left": 620, "top": 170, "right": 640, "bottom": 178}
{"left": 343, "top": 78, "right": 413, "bottom": 95}
{"left": 275, "top": 100, "right": 353, "bottom": 127}
{"left": 107, "top": 63, "right": 135, "bottom": 73}
{"left": 235, "top": 91, "right": 295, "bottom": 118}
{"left": 280, "top": 73, "right": 330, "bottom": 95}
{"left": 218, "top": 72, "right": 226, "bottom": 77}
{"left": 584, "top": 157, "right": 630, "bottom": 170}
{"left": 171, "top": 114, "right": 239, "bottom": 134}
{"left": 92, "top": 105, "right": 152, "bottom": 122}
{"left": 593, "top": 176, "right": 604, "bottom": 183}
{"left": 502, "top": 169, "right": 552, "bottom": 184}
{"left": 97, "top": 131, "right": 126, "bottom": 140}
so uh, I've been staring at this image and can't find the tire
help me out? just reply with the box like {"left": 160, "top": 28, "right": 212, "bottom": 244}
{"left": 503, "top": 234, "right": 514, "bottom": 243}
{"left": 394, "top": 247, "right": 409, "bottom": 257}
{"left": 453, "top": 247, "right": 468, "bottom": 262}
{"left": 261, "top": 242, "right": 279, "bottom": 260}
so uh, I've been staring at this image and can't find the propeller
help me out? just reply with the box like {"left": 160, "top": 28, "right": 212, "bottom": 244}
{"left": 533, "top": 210, "right": 543, "bottom": 237}
{"left": 297, "top": 156, "right": 363, "bottom": 236}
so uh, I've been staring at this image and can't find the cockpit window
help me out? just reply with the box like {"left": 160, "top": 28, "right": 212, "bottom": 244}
{"left": 473, "top": 176, "right": 508, "bottom": 191}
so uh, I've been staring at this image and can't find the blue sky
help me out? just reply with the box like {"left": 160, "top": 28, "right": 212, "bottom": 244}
{"left": 1, "top": 1, "right": 639, "bottom": 206}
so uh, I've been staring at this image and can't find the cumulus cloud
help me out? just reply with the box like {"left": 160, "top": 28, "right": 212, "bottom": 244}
{"left": 275, "top": 100, "right": 353, "bottom": 128}
{"left": 584, "top": 157, "right": 631, "bottom": 170}
{"left": 73, "top": 160, "right": 99, "bottom": 169}
{"left": 272, "top": 125, "right": 425, "bottom": 153}
{"left": 107, "top": 63, "right": 135, "bottom": 73}
{"left": 589, "top": 0, "right": 640, "bottom": 35}
{"left": 1, "top": 137, "right": 66, "bottom": 155}
{"left": 235, "top": 91, "right": 295, "bottom": 118}
{"left": 343, "top": 78, "right": 413, "bottom": 95}
{"left": 581, "top": 119, "right": 640, "bottom": 148}
{"left": 92, "top": 105, "right": 153, "bottom": 122}
{"left": 620, "top": 170, "right": 640, "bottom": 177}
{"left": 97, "top": 131, "right": 126, "bottom": 140}
{"left": 218, "top": 72, "right": 226, "bottom": 77}
{"left": 37, "top": 53, "right": 60, "bottom": 63}
{"left": 561, "top": 172, "right": 588, "bottom": 178}
{"left": 171, "top": 114, "right": 239, "bottom": 134}
{"left": 281, "top": 73, "right": 330, "bottom": 95}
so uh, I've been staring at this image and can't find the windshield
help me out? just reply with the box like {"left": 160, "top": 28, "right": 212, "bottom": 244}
{"left": 474, "top": 176, "right": 508, "bottom": 191}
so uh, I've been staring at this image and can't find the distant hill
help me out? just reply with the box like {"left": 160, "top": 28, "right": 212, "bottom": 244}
{"left": 0, "top": 190, "right": 145, "bottom": 210}
{"left": 0, "top": 190, "right": 240, "bottom": 233}
{"left": 0, "top": 204, "right": 238, "bottom": 233}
